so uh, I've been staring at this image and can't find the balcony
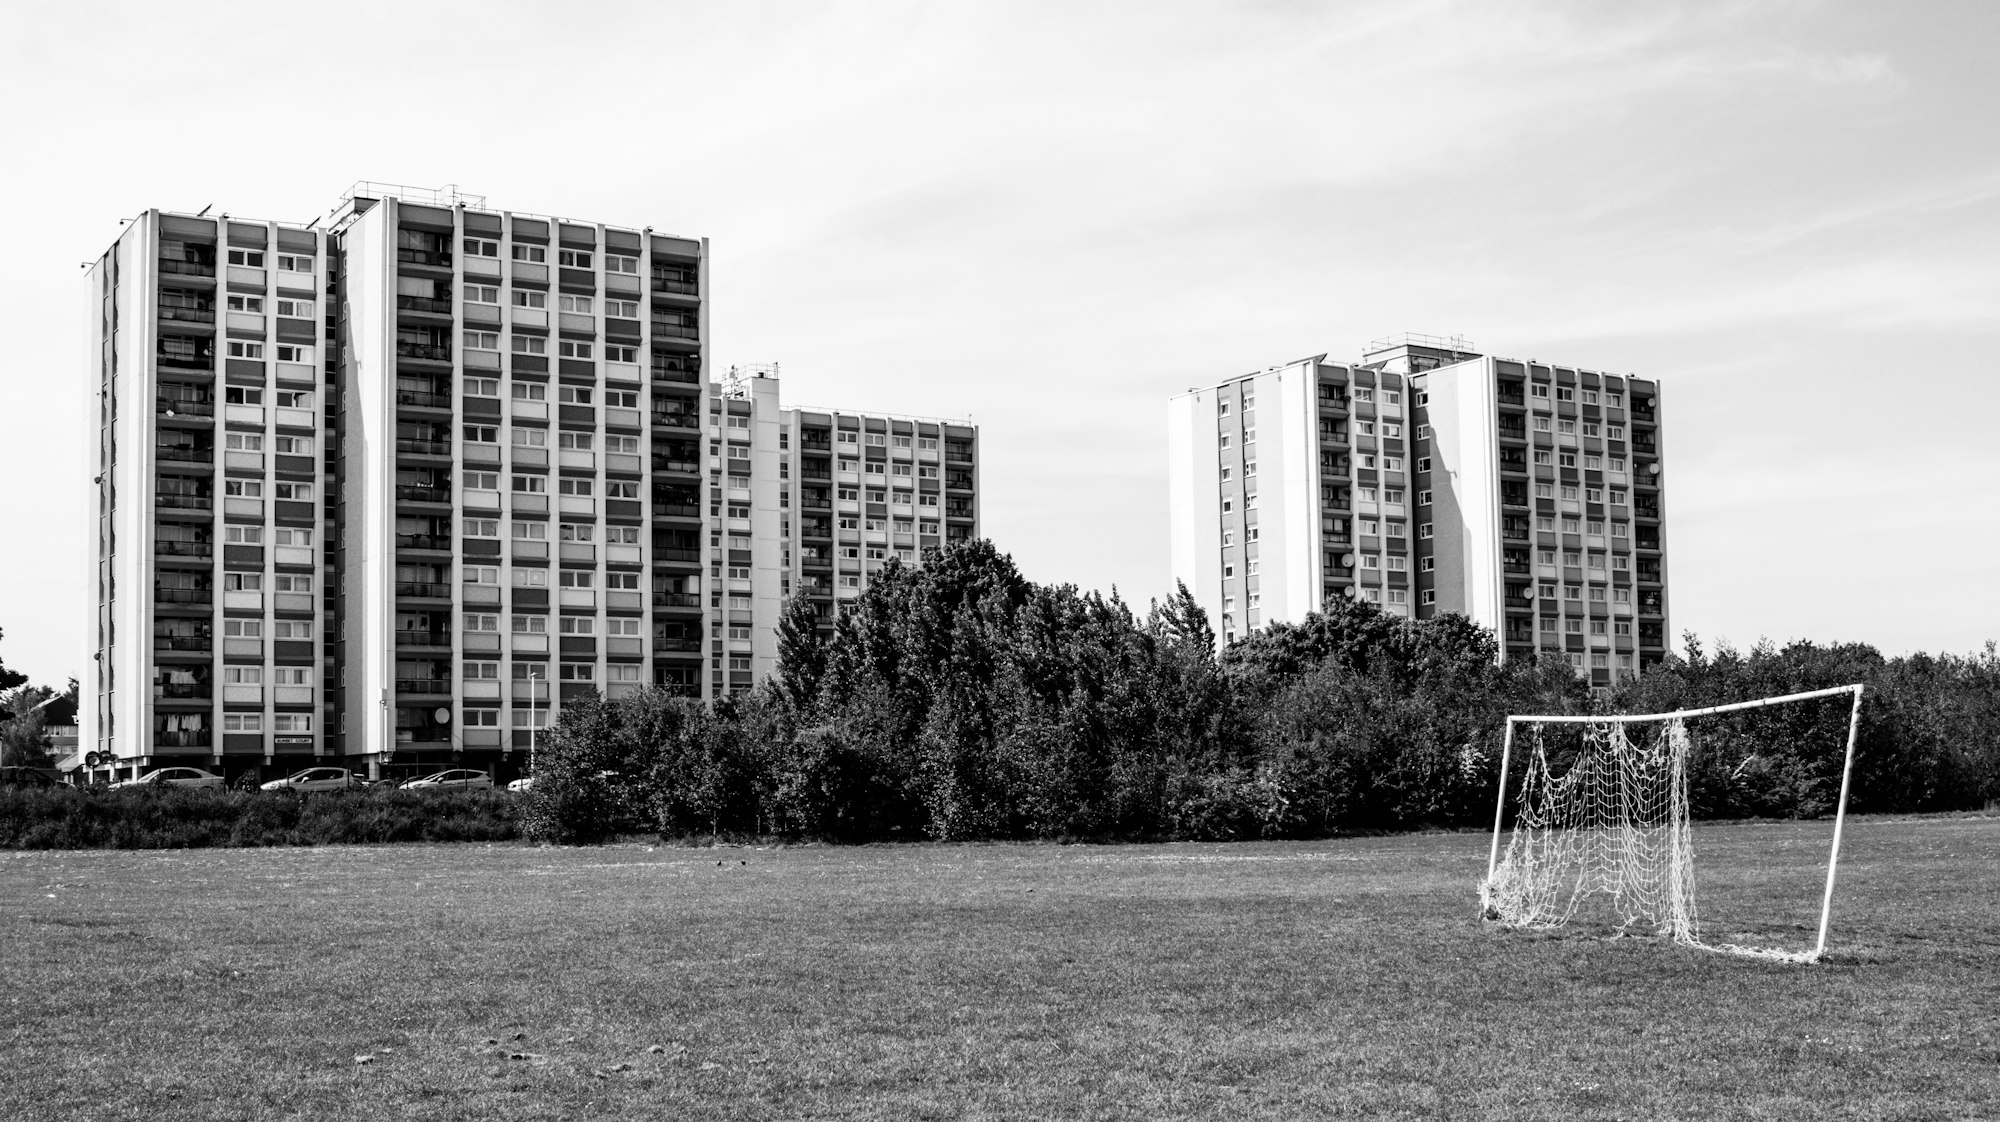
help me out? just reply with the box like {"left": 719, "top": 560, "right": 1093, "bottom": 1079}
{"left": 652, "top": 365, "right": 699, "bottom": 384}
{"left": 153, "top": 636, "right": 212, "bottom": 653}
{"left": 154, "top": 541, "right": 212, "bottom": 559}
{"left": 654, "top": 592, "right": 701, "bottom": 609}
{"left": 396, "top": 295, "right": 453, "bottom": 315}
{"left": 395, "top": 485, "right": 452, "bottom": 504}
{"left": 654, "top": 502, "right": 700, "bottom": 518}
{"left": 657, "top": 547, "right": 700, "bottom": 563}
{"left": 397, "top": 248, "right": 452, "bottom": 268}
{"left": 395, "top": 678, "right": 452, "bottom": 696}
{"left": 155, "top": 493, "right": 212, "bottom": 511}
{"left": 395, "top": 439, "right": 450, "bottom": 456}
{"left": 650, "top": 319, "right": 699, "bottom": 341}
{"left": 651, "top": 274, "right": 699, "bottom": 295}
{"left": 154, "top": 684, "right": 212, "bottom": 701}
{"left": 159, "top": 259, "right": 215, "bottom": 279}
{"left": 652, "top": 458, "right": 700, "bottom": 475}
{"left": 158, "top": 305, "right": 215, "bottom": 324}
{"left": 153, "top": 730, "right": 213, "bottom": 749}
{"left": 650, "top": 412, "right": 699, "bottom": 430}
{"left": 654, "top": 638, "right": 703, "bottom": 653}
{"left": 395, "top": 581, "right": 452, "bottom": 599}
{"left": 395, "top": 342, "right": 452, "bottom": 363}
{"left": 154, "top": 587, "right": 212, "bottom": 605}
{"left": 395, "top": 533, "right": 450, "bottom": 552}
{"left": 396, "top": 390, "right": 453, "bottom": 409}
{"left": 159, "top": 399, "right": 215, "bottom": 418}
{"left": 394, "top": 630, "right": 451, "bottom": 649}
{"left": 944, "top": 450, "right": 974, "bottom": 464}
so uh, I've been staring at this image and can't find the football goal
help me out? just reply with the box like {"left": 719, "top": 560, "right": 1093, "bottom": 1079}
{"left": 1480, "top": 684, "right": 1864, "bottom": 964}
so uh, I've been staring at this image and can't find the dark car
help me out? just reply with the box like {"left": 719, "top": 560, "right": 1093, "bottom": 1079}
{"left": 0, "top": 766, "right": 64, "bottom": 788}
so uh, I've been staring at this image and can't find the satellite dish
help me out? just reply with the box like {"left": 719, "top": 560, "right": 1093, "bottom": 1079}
{"left": 1344, "top": 585, "right": 1361, "bottom": 599}
{"left": 433, "top": 707, "right": 451, "bottom": 724}
{"left": 1521, "top": 586, "right": 1536, "bottom": 601}
{"left": 1340, "top": 553, "right": 1356, "bottom": 568}
{"left": 1648, "top": 462, "right": 1661, "bottom": 475}
{"left": 85, "top": 751, "right": 103, "bottom": 768}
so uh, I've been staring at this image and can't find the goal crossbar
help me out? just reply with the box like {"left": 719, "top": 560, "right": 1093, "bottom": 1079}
{"left": 1484, "top": 683, "right": 1864, "bottom": 962}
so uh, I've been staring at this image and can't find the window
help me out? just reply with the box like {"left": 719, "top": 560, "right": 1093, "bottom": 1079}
{"left": 558, "top": 386, "right": 593, "bottom": 405}
{"left": 1416, "top": 391, "right": 1430, "bottom": 407}
{"left": 512, "top": 615, "right": 548, "bottom": 634}
{"left": 558, "top": 523, "right": 595, "bottom": 542}
{"left": 1584, "top": 455, "right": 1602, "bottom": 471}
{"left": 1414, "top": 424, "right": 1430, "bottom": 440}
{"left": 512, "top": 522, "right": 548, "bottom": 540}
{"left": 227, "top": 341, "right": 264, "bottom": 360}
{"left": 558, "top": 479, "right": 593, "bottom": 497}
{"left": 463, "top": 566, "right": 499, "bottom": 585}
{"left": 465, "top": 472, "right": 499, "bottom": 491}
{"left": 1417, "top": 457, "right": 1431, "bottom": 473}
{"left": 558, "top": 570, "right": 595, "bottom": 589}
{"left": 1609, "top": 457, "right": 1628, "bottom": 474}
{"left": 1384, "top": 457, "right": 1403, "bottom": 472}
{"left": 226, "top": 249, "right": 264, "bottom": 268}
{"left": 1419, "top": 523, "right": 1433, "bottom": 539}
{"left": 1386, "top": 556, "right": 1407, "bottom": 571}
{"left": 558, "top": 617, "right": 595, "bottom": 636}
{"left": 1582, "top": 390, "right": 1599, "bottom": 406}
{"left": 1561, "top": 485, "right": 1578, "bottom": 501}
{"left": 1607, "top": 425, "right": 1625, "bottom": 440}
{"left": 557, "top": 294, "right": 594, "bottom": 314}
{"left": 222, "top": 573, "right": 263, "bottom": 592}
{"left": 275, "top": 390, "right": 311, "bottom": 409}
{"left": 512, "top": 335, "right": 547, "bottom": 354}
{"left": 272, "top": 667, "right": 311, "bottom": 685}
{"left": 464, "top": 331, "right": 500, "bottom": 351}
{"left": 223, "top": 525, "right": 264, "bottom": 545}
{"left": 1383, "top": 423, "right": 1402, "bottom": 439}
{"left": 1361, "top": 554, "right": 1381, "bottom": 569}
{"left": 512, "top": 475, "right": 547, "bottom": 494}
{"left": 273, "top": 620, "right": 312, "bottom": 640}
{"left": 1386, "top": 522, "right": 1406, "bottom": 538}
{"left": 1533, "top": 416, "right": 1552, "bottom": 432}
{"left": 557, "top": 432, "right": 595, "bottom": 451}
{"left": 1611, "top": 522, "right": 1629, "bottom": 538}
{"left": 1535, "top": 516, "right": 1555, "bottom": 532}
{"left": 1613, "top": 555, "right": 1630, "bottom": 572}
{"left": 1354, "top": 388, "right": 1374, "bottom": 403}
{"left": 1558, "top": 420, "right": 1576, "bottom": 435}
{"left": 557, "top": 250, "right": 592, "bottom": 269}
{"left": 1588, "top": 553, "right": 1606, "bottom": 571}
{"left": 1582, "top": 422, "right": 1600, "bottom": 438}
{"left": 1558, "top": 453, "right": 1577, "bottom": 468}
{"left": 558, "top": 341, "right": 593, "bottom": 360}
{"left": 223, "top": 714, "right": 263, "bottom": 733}
{"left": 606, "top": 254, "right": 639, "bottom": 274}
{"left": 1539, "top": 617, "right": 1557, "bottom": 634}
{"left": 1607, "top": 393, "right": 1624, "bottom": 408}
{"left": 273, "top": 481, "right": 311, "bottom": 501}
{"left": 463, "top": 425, "right": 499, "bottom": 447}
{"left": 1561, "top": 517, "right": 1580, "bottom": 533}
{"left": 512, "top": 568, "right": 548, "bottom": 587}
{"left": 463, "top": 285, "right": 500, "bottom": 307}
{"left": 1564, "top": 586, "right": 1582, "bottom": 602}
{"left": 222, "top": 618, "right": 262, "bottom": 638}
{"left": 273, "top": 574, "right": 311, "bottom": 593}
{"left": 1419, "top": 556, "right": 1435, "bottom": 572}
{"left": 224, "top": 387, "right": 263, "bottom": 406}
{"left": 1384, "top": 489, "right": 1404, "bottom": 504}
{"left": 1357, "top": 420, "right": 1375, "bottom": 437}
{"left": 465, "top": 238, "right": 499, "bottom": 258}
{"left": 464, "top": 661, "right": 499, "bottom": 680}
{"left": 1614, "top": 588, "right": 1632, "bottom": 605}
{"left": 226, "top": 294, "right": 264, "bottom": 313}
{"left": 604, "top": 345, "right": 637, "bottom": 364}
{"left": 1557, "top": 386, "right": 1575, "bottom": 402}
{"left": 466, "top": 519, "right": 499, "bottom": 538}
{"left": 558, "top": 663, "right": 596, "bottom": 682}
{"left": 1585, "top": 487, "right": 1603, "bottom": 503}
{"left": 511, "top": 383, "right": 548, "bottom": 403}
{"left": 511, "top": 245, "right": 547, "bottom": 263}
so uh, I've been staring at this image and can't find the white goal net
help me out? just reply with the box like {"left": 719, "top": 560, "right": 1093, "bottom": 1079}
{"left": 1480, "top": 685, "right": 1864, "bottom": 964}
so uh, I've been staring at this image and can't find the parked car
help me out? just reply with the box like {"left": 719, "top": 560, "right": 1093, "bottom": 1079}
{"left": 259, "top": 767, "right": 362, "bottom": 793}
{"left": 507, "top": 776, "right": 534, "bottom": 794}
{"left": 400, "top": 768, "right": 495, "bottom": 792}
{"left": 111, "top": 766, "right": 226, "bottom": 790}
{"left": 0, "top": 766, "right": 62, "bottom": 788}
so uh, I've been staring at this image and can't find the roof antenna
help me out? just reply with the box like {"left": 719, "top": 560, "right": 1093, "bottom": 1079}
{"left": 195, "top": 204, "right": 213, "bottom": 217}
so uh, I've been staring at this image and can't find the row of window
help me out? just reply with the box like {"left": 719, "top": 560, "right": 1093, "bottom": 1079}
{"left": 1527, "top": 416, "right": 1628, "bottom": 439}
{"left": 461, "top": 241, "right": 639, "bottom": 273}
{"left": 207, "top": 526, "right": 313, "bottom": 546}
{"left": 460, "top": 567, "right": 642, "bottom": 589}
{"left": 218, "top": 480, "right": 314, "bottom": 500}
{"left": 1535, "top": 584, "right": 1639, "bottom": 605}
{"left": 462, "top": 661, "right": 647, "bottom": 682}
{"left": 462, "top": 333, "right": 636, "bottom": 362}
{"left": 214, "top": 573, "right": 314, "bottom": 592}
{"left": 492, "top": 476, "right": 640, "bottom": 498}
{"left": 219, "top": 713, "right": 314, "bottom": 732}
{"left": 222, "top": 341, "right": 313, "bottom": 363}
{"left": 459, "top": 521, "right": 644, "bottom": 542}
{"left": 462, "top": 289, "right": 637, "bottom": 316}
{"left": 1537, "top": 550, "right": 1635, "bottom": 571}
{"left": 1539, "top": 617, "right": 1637, "bottom": 636}
{"left": 827, "top": 430, "right": 940, "bottom": 451}
{"left": 218, "top": 666, "right": 313, "bottom": 685}
{"left": 223, "top": 250, "right": 314, "bottom": 273}
{"left": 460, "top": 382, "right": 637, "bottom": 406}
{"left": 1531, "top": 483, "right": 1630, "bottom": 504}
{"left": 220, "top": 388, "right": 313, "bottom": 409}
{"left": 1526, "top": 384, "right": 1624, "bottom": 407}
{"left": 214, "top": 619, "right": 314, "bottom": 639}
{"left": 222, "top": 295, "right": 314, "bottom": 317}
{"left": 460, "top": 615, "right": 633, "bottom": 636}
{"left": 461, "top": 430, "right": 643, "bottom": 454}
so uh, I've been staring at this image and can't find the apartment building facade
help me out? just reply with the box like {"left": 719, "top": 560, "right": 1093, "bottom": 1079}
{"left": 84, "top": 185, "right": 979, "bottom": 783}
{"left": 1167, "top": 335, "right": 1669, "bottom": 684}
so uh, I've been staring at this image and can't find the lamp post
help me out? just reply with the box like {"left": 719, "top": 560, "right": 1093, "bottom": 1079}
{"left": 527, "top": 664, "right": 544, "bottom": 777}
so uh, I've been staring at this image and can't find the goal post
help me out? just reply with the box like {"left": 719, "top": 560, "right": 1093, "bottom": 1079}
{"left": 1481, "top": 683, "right": 1865, "bottom": 963}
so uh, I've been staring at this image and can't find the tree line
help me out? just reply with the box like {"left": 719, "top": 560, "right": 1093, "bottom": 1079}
{"left": 522, "top": 540, "right": 2000, "bottom": 844}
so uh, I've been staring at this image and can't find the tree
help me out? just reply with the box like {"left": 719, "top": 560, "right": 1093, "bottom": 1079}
{"left": 0, "top": 628, "right": 29, "bottom": 695}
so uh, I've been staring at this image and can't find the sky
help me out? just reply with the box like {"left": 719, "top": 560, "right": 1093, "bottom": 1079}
{"left": 1, "top": 0, "right": 1996, "bottom": 685}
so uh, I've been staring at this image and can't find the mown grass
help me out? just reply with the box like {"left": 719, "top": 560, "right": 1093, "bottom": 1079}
{"left": 0, "top": 815, "right": 1994, "bottom": 1120}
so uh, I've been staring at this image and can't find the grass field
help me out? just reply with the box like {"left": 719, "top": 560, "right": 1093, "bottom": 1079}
{"left": 2, "top": 816, "right": 1995, "bottom": 1121}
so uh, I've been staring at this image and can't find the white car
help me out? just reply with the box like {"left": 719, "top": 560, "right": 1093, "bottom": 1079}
{"left": 113, "top": 766, "right": 226, "bottom": 790}
{"left": 260, "top": 767, "right": 361, "bottom": 793}
{"left": 507, "top": 777, "right": 534, "bottom": 793}
{"left": 401, "top": 768, "right": 495, "bottom": 792}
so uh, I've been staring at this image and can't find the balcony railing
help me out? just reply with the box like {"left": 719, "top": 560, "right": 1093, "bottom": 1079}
{"left": 651, "top": 366, "right": 699, "bottom": 384}
{"left": 650, "top": 413, "right": 699, "bottom": 429}
{"left": 157, "top": 353, "right": 214, "bottom": 370}
{"left": 395, "top": 533, "right": 449, "bottom": 551}
{"left": 652, "top": 276, "right": 699, "bottom": 295}
{"left": 654, "top": 638, "right": 703, "bottom": 652}
{"left": 395, "top": 581, "right": 451, "bottom": 599}
{"left": 159, "top": 305, "right": 215, "bottom": 323}
{"left": 396, "top": 295, "right": 453, "bottom": 314}
{"left": 155, "top": 541, "right": 213, "bottom": 558}
{"left": 653, "top": 502, "right": 700, "bottom": 518}
{"left": 155, "top": 493, "right": 212, "bottom": 511}
{"left": 657, "top": 547, "right": 701, "bottom": 563}
{"left": 395, "top": 678, "right": 452, "bottom": 695}
{"left": 944, "top": 450, "right": 974, "bottom": 464}
{"left": 652, "top": 458, "right": 700, "bottom": 475}
{"left": 159, "top": 259, "right": 216, "bottom": 278}
{"left": 396, "top": 390, "right": 453, "bottom": 409}
{"left": 395, "top": 631, "right": 451, "bottom": 648}
{"left": 159, "top": 399, "right": 214, "bottom": 417}
{"left": 653, "top": 592, "right": 701, "bottom": 609}
{"left": 395, "top": 342, "right": 452, "bottom": 362}
{"left": 397, "top": 248, "right": 453, "bottom": 268}
{"left": 396, "top": 439, "right": 450, "bottom": 456}
{"left": 154, "top": 684, "right": 212, "bottom": 700}
{"left": 153, "top": 636, "right": 211, "bottom": 652}
{"left": 154, "top": 587, "right": 211, "bottom": 604}
{"left": 152, "top": 730, "right": 213, "bottom": 748}
{"left": 395, "top": 485, "right": 452, "bottom": 504}
{"left": 650, "top": 320, "right": 699, "bottom": 340}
